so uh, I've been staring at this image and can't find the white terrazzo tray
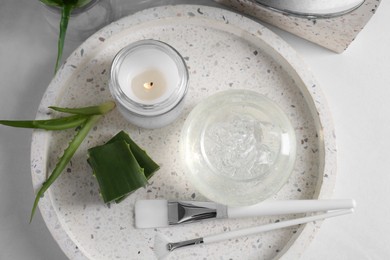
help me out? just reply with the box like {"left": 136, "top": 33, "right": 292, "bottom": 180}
{"left": 30, "top": 5, "right": 336, "bottom": 259}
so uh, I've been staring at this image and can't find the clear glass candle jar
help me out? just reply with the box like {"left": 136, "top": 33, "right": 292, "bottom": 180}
{"left": 109, "top": 40, "right": 189, "bottom": 129}
{"left": 41, "top": 0, "right": 113, "bottom": 41}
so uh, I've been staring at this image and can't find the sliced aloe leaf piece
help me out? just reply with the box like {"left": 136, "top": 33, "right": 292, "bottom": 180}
{"left": 114, "top": 194, "right": 130, "bottom": 204}
{"left": 107, "top": 131, "right": 160, "bottom": 179}
{"left": 87, "top": 162, "right": 130, "bottom": 204}
{"left": 88, "top": 140, "right": 148, "bottom": 203}
{"left": 87, "top": 159, "right": 131, "bottom": 203}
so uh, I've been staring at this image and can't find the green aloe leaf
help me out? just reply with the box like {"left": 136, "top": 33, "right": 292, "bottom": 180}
{"left": 27, "top": 101, "right": 116, "bottom": 222}
{"left": 30, "top": 114, "right": 102, "bottom": 222}
{"left": 40, "top": 0, "right": 93, "bottom": 72}
{"left": 0, "top": 101, "right": 115, "bottom": 222}
{"left": 0, "top": 115, "right": 87, "bottom": 130}
{"left": 49, "top": 101, "right": 116, "bottom": 115}
{"left": 54, "top": 4, "right": 73, "bottom": 73}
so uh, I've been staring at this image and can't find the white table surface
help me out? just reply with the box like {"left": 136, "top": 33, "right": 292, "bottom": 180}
{"left": 1, "top": 1, "right": 389, "bottom": 259}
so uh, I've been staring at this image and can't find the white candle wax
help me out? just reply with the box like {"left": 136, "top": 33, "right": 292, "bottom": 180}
{"left": 109, "top": 40, "right": 189, "bottom": 129}
{"left": 131, "top": 69, "right": 166, "bottom": 101}
{"left": 118, "top": 48, "right": 180, "bottom": 106}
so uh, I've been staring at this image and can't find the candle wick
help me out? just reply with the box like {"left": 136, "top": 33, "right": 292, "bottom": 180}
{"left": 143, "top": 82, "right": 154, "bottom": 90}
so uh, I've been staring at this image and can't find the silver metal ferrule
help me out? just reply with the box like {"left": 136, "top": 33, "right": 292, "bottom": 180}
{"left": 168, "top": 201, "right": 227, "bottom": 225}
{"left": 167, "top": 237, "right": 204, "bottom": 252}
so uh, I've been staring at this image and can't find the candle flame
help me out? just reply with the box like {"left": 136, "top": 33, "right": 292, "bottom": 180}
{"left": 143, "top": 82, "right": 154, "bottom": 90}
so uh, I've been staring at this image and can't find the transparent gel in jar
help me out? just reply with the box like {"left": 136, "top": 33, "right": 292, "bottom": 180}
{"left": 180, "top": 89, "right": 296, "bottom": 206}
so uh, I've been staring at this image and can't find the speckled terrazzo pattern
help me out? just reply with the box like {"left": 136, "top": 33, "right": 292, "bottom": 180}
{"left": 216, "top": 0, "right": 381, "bottom": 53}
{"left": 30, "top": 5, "right": 336, "bottom": 260}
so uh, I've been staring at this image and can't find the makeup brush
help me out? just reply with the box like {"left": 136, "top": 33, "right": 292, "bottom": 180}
{"left": 135, "top": 199, "right": 355, "bottom": 228}
{"left": 153, "top": 208, "right": 354, "bottom": 259}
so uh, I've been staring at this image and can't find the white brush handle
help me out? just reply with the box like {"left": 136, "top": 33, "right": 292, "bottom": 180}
{"left": 204, "top": 208, "right": 353, "bottom": 244}
{"left": 227, "top": 199, "right": 355, "bottom": 218}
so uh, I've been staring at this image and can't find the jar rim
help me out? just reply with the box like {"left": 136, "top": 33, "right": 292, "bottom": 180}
{"left": 109, "top": 39, "right": 189, "bottom": 117}
{"left": 40, "top": 0, "right": 100, "bottom": 15}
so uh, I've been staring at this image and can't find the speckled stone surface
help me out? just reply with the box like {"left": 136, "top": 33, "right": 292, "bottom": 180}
{"left": 216, "top": 0, "right": 381, "bottom": 53}
{"left": 31, "top": 5, "right": 336, "bottom": 260}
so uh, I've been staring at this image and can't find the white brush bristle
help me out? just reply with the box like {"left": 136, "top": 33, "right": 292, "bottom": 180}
{"left": 153, "top": 233, "right": 171, "bottom": 260}
{"left": 134, "top": 200, "right": 169, "bottom": 228}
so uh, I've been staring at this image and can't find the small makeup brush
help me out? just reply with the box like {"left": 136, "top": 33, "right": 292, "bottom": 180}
{"left": 153, "top": 208, "right": 354, "bottom": 259}
{"left": 135, "top": 199, "right": 356, "bottom": 228}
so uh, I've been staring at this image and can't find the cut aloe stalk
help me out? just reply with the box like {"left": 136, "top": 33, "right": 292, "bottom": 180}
{"left": 30, "top": 114, "right": 102, "bottom": 222}
{"left": 88, "top": 140, "right": 148, "bottom": 203}
{"left": 0, "top": 101, "right": 116, "bottom": 222}
{"left": 40, "top": 0, "right": 93, "bottom": 72}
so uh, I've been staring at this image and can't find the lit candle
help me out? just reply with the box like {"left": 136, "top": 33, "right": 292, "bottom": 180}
{"left": 109, "top": 40, "right": 189, "bottom": 128}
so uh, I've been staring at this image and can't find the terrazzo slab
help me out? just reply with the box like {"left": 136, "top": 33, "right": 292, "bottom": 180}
{"left": 216, "top": 0, "right": 381, "bottom": 53}
{"left": 30, "top": 5, "right": 336, "bottom": 259}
